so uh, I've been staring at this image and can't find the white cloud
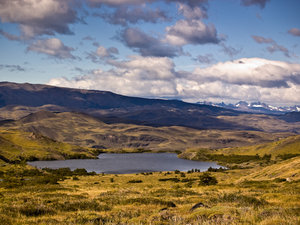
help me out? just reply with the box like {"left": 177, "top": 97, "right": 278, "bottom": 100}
{"left": 48, "top": 56, "right": 300, "bottom": 106}
{"left": 178, "top": 3, "right": 207, "bottom": 20}
{"left": 192, "top": 58, "right": 300, "bottom": 87}
{"left": 27, "top": 38, "right": 75, "bottom": 59}
{"left": 165, "top": 19, "right": 220, "bottom": 46}
{"left": 0, "top": 0, "right": 78, "bottom": 38}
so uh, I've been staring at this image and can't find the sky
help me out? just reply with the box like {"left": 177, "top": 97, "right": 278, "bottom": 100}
{"left": 0, "top": 0, "right": 300, "bottom": 106}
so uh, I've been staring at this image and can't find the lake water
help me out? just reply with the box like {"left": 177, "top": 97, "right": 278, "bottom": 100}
{"left": 28, "top": 153, "right": 222, "bottom": 174}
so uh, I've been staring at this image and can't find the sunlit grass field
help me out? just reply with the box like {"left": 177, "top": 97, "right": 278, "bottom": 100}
{"left": 0, "top": 129, "right": 299, "bottom": 224}
{"left": 0, "top": 159, "right": 299, "bottom": 225}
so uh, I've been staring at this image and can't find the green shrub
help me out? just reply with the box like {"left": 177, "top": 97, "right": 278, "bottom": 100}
{"left": 17, "top": 203, "right": 55, "bottom": 216}
{"left": 198, "top": 172, "right": 218, "bottom": 186}
{"left": 158, "top": 178, "right": 180, "bottom": 182}
{"left": 128, "top": 180, "right": 143, "bottom": 183}
{"left": 276, "top": 154, "right": 300, "bottom": 160}
{"left": 213, "top": 193, "right": 267, "bottom": 208}
{"left": 73, "top": 168, "right": 88, "bottom": 175}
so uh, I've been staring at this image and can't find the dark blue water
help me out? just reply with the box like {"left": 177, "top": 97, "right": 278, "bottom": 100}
{"left": 28, "top": 153, "right": 221, "bottom": 174}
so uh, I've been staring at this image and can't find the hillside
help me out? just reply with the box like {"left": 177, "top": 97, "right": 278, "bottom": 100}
{"left": 2, "top": 82, "right": 300, "bottom": 133}
{"left": 215, "top": 134, "right": 300, "bottom": 157}
{"left": 240, "top": 156, "right": 300, "bottom": 181}
{"left": 0, "top": 129, "right": 97, "bottom": 163}
{"left": 2, "top": 111, "right": 293, "bottom": 151}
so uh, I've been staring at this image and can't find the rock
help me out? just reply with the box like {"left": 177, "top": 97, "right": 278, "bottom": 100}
{"left": 190, "top": 202, "right": 208, "bottom": 211}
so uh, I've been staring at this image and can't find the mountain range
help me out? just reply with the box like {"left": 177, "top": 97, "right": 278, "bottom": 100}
{"left": 199, "top": 101, "right": 300, "bottom": 114}
{"left": 0, "top": 82, "right": 300, "bottom": 136}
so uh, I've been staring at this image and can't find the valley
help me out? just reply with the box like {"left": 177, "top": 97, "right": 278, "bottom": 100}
{"left": 0, "top": 82, "right": 299, "bottom": 224}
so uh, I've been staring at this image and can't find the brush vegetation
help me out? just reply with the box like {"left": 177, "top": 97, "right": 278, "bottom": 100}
{"left": 0, "top": 127, "right": 299, "bottom": 224}
{"left": 0, "top": 158, "right": 299, "bottom": 225}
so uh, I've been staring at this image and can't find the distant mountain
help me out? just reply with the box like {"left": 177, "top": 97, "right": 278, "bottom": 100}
{"left": 198, "top": 101, "right": 300, "bottom": 114}
{"left": 0, "top": 82, "right": 244, "bottom": 130}
{"left": 0, "top": 82, "right": 300, "bottom": 133}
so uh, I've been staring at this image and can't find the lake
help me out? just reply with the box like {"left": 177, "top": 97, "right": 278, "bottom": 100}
{"left": 28, "top": 153, "right": 222, "bottom": 174}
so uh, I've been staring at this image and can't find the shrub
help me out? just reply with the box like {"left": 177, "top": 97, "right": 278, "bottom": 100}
{"left": 198, "top": 172, "right": 218, "bottom": 186}
{"left": 128, "top": 180, "right": 143, "bottom": 183}
{"left": 214, "top": 193, "right": 267, "bottom": 208}
{"left": 276, "top": 154, "right": 300, "bottom": 160}
{"left": 73, "top": 168, "right": 88, "bottom": 175}
{"left": 158, "top": 178, "right": 180, "bottom": 182}
{"left": 207, "top": 167, "right": 226, "bottom": 172}
{"left": 18, "top": 203, "right": 55, "bottom": 216}
{"left": 174, "top": 170, "right": 180, "bottom": 174}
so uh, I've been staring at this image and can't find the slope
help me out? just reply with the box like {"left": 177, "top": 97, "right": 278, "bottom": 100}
{"left": 2, "top": 111, "right": 293, "bottom": 151}
{"left": 215, "top": 134, "right": 300, "bottom": 157}
{"left": 0, "top": 128, "right": 97, "bottom": 163}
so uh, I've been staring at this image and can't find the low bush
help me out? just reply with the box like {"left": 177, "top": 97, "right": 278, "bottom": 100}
{"left": 128, "top": 179, "right": 143, "bottom": 183}
{"left": 212, "top": 193, "right": 267, "bottom": 208}
{"left": 276, "top": 154, "right": 300, "bottom": 160}
{"left": 158, "top": 178, "right": 180, "bottom": 182}
{"left": 198, "top": 172, "right": 218, "bottom": 186}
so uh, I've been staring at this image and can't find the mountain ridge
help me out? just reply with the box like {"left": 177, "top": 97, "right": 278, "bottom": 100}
{"left": 1, "top": 82, "right": 300, "bottom": 133}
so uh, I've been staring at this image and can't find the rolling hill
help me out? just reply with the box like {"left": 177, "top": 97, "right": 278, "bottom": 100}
{"left": 0, "top": 128, "right": 97, "bottom": 164}
{"left": 2, "top": 111, "right": 293, "bottom": 151}
{"left": 1, "top": 81, "right": 300, "bottom": 133}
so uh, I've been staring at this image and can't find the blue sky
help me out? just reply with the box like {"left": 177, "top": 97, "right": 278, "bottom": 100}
{"left": 0, "top": 0, "right": 300, "bottom": 105}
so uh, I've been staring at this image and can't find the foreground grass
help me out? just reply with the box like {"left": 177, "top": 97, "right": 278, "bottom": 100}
{"left": 0, "top": 161, "right": 299, "bottom": 225}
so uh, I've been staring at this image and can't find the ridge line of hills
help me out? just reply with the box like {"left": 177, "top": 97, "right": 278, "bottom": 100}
{"left": 1, "top": 82, "right": 300, "bottom": 133}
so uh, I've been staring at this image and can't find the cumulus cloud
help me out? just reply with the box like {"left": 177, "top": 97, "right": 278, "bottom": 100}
{"left": 165, "top": 20, "right": 220, "bottom": 46}
{"left": 0, "top": 0, "right": 79, "bottom": 38}
{"left": 49, "top": 55, "right": 178, "bottom": 97}
{"left": 121, "top": 27, "right": 181, "bottom": 57}
{"left": 96, "top": 6, "right": 169, "bottom": 26}
{"left": 88, "top": 0, "right": 208, "bottom": 7}
{"left": 87, "top": 45, "right": 119, "bottom": 62}
{"left": 178, "top": 3, "right": 207, "bottom": 19}
{"left": 288, "top": 28, "right": 300, "bottom": 37}
{"left": 48, "top": 56, "right": 300, "bottom": 105}
{"left": 192, "top": 58, "right": 300, "bottom": 88}
{"left": 241, "top": 0, "right": 270, "bottom": 8}
{"left": 252, "top": 35, "right": 291, "bottom": 58}
{"left": 87, "top": 0, "right": 151, "bottom": 7}
{"left": 27, "top": 38, "right": 76, "bottom": 59}
{"left": 166, "top": 0, "right": 209, "bottom": 7}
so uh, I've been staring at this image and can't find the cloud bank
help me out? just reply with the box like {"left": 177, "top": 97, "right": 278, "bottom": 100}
{"left": 48, "top": 57, "right": 300, "bottom": 105}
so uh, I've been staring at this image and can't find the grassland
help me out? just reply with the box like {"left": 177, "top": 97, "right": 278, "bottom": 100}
{"left": 180, "top": 135, "right": 300, "bottom": 169}
{"left": 0, "top": 160, "right": 299, "bottom": 225}
{"left": 0, "top": 129, "right": 98, "bottom": 164}
{"left": 0, "top": 126, "right": 299, "bottom": 224}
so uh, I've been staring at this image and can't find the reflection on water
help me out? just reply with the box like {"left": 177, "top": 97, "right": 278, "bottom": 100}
{"left": 28, "top": 153, "right": 222, "bottom": 174}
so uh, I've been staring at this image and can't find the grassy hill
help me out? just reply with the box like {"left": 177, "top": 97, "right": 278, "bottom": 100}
{"left": 215, "top": 134, "right": 300, "bottom": 158}
{"left": 240, "top": 156, "right": 300, "bottom": 181}
{"left": 180, "top": 134, "right": 300, "bottom": 170}
{"left": 0, "top": 129, "right": 97, "bottom": 164}
{"left": 2, "top": 111, "right": 293, "bottom": 152}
